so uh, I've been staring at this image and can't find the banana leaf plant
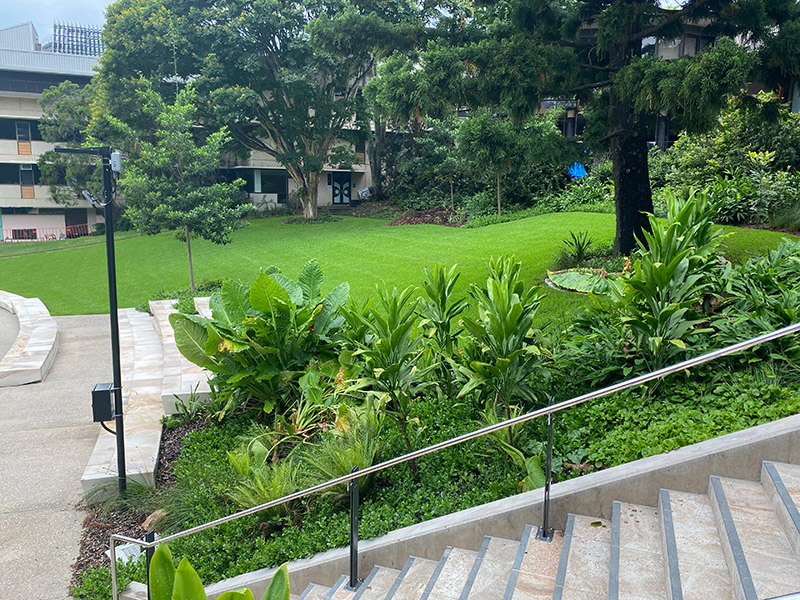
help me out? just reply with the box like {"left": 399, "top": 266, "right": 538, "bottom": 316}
{"left": 170, "top": 259, "right": 349, "bottom": 418}
{"left": 149, "top": 542, "right": 290, "bottom": 600}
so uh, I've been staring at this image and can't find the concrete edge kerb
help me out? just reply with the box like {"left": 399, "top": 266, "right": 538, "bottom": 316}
{"left": 121, "top": 413, "right": 800, "bottom": 600}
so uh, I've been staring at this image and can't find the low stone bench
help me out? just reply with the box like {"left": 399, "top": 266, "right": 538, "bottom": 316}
{"left": 149, "top": 300, "right": 211, "bottom": 415}
{"left": 0, "top": 291, "right": 58, "bottom": 387}
{"left": 193, "top": 296, "right": 213, "bottom": 319}
{"left": 81, "top": 308, "right": 165, "bottom": 494}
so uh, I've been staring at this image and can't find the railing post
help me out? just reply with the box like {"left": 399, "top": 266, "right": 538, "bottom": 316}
{"left": 145, "top": 530, "right": 155, "bottom": 600}
{"left": 536, "top": 397, "right": 555, "bottom": 542}
{"left": 110, "top": 538, "right": 119, "bottom": 600}
{"left": 348, "top": 466, "right": 360, "bottom": 591}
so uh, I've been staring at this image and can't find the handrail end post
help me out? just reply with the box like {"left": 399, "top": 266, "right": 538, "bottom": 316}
{"left": 347, "top": 465, "right": 361, "bottom": 591}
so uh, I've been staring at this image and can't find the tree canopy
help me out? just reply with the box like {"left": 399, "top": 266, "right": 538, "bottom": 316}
{"left": 373, "top": 0, "right": 800, "bottom": 253}
{"left": 98, "top": 0, "right": 423, "bottom": 218}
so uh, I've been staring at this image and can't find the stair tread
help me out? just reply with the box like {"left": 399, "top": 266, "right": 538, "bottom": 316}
{"left": 556, "top": 514, "right": 611, "bottom": 599}
{"left": 508, "top": 524, "right": 565, "bottom": 600}
{"left": 461, "top": 536, "right": 519, "bottom": 600}
{"left": 387, "top": 556, "right": 440, "bottom": 600}
{"left": 355, "top": 566, "right": 402, "bottom": 600}
{"left": 764, "top": 461, "right": 800, "bottom": 559}
{"left": 612, "top": 502, "right": 667, "bottom": 600}
{"left": 423, "top": 547, "right": 479, "bottom": 600}
{"left": 299, "top": 583, "right": 332, "bottom": 600}
{"left": 713, "top": 476, "right": 800, "bottom": 599}
{"left": 326, "top": 574, "right": 357, "bottom": 599}
{"left": 662, "top": 490, "right": 734, "bottom": 600}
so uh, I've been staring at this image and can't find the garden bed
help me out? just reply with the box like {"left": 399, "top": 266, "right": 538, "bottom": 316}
{"left": 388, "top": 207, "right": 463, "bottom": 227}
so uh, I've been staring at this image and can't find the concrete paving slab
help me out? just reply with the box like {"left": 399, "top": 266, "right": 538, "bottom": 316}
{"left": 0, "top": 314, "right": 111, "bottom": 599}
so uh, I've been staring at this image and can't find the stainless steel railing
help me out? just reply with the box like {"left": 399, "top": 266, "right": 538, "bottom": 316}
{"left": 110, "top": 321, "right": 800, "bottom": 599}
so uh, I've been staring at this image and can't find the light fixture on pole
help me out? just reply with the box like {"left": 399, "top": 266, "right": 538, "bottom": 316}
{"left": 55, "top": 146, "right": 127, "bottom": 493}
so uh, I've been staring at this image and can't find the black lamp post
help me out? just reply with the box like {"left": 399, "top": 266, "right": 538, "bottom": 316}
{"left": 55, "top": 146, "right": 126, "bottom": 493}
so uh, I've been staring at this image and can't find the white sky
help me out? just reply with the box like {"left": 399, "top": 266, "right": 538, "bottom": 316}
{"left": 0, "top": 0, "right": 115, "bottom": 44}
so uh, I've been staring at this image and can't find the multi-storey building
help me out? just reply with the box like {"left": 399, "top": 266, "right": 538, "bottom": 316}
{"left": 0, "top": 22, "right": 101, "bottom": 241}
{"left": 0, "top": 20, "right": 373, "bottom": 242}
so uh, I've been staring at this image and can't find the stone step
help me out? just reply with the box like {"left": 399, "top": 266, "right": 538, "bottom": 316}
{"left": 762, "top": 461, "right": 800, "bottom": 560}
{"left": 659, "top": 489, "right": 734, "bottom": 600}
{"left": 193, "top": 296, "right": 213, "bottom": 319}
{"left": 504, "top": 524, "right": 564, "bottom": 600}
{"left": 709, "top": 476, "right": 800, "bottom": 599}
{"left": 420, "top": 547, "right": 479, "bottom": 600}
{"left": 81, "top": 308, "right": 164, "bottom": 496}
{"left": 385, "top": 556, "right": 439, "bottom": 600}
{"left": 298, "top": 583, "right": 332, "bottom": 600}
{"left": 148, "top": 299, "right": 211, "bottom": 414}
{"left": 354, "top": 566, "right": 401, "bottom": 600}
{"left": 325, "top": 574, "right": 357, "bottom": 599}
{"left": 553, "top": 514, "right": 611, "bottom": 600}
{"left": 460, "top": 535, "right": 519, "bottom": 600}
{"left": 610, "top": 501, "right": 666, "bottom": 600}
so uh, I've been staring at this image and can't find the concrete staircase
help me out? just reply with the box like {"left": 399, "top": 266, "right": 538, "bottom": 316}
{"left": 290, "top": 461, "right": 800, "bottom": 600}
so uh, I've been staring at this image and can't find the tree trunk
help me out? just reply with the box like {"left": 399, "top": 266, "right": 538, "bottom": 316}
{"left": 302, "top": 172, "right": 320, "bottom": 219}
{"left": 368, "top": 119, "right": 386, "bottom": 201}
{"left": 496, "top": 172, "right": 502, "bottom": 216}
{"left": 608, "top": 41, "right": 653, "bottom": 256}
{"left": 185, "top": 224, "right": 196, "bottom": 293}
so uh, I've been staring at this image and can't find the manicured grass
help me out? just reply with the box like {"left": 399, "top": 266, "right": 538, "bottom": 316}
{"left": 1, "top": 214, "right": 795, "bottom": 317}
{"left": 0, "top": 230, "right": 142, "bottom": 258}
{"left": 1, "top": 213, "right": 615, "bottom": 316}
{"left": 720, "top": 226, "right": 799, "bottom": 263}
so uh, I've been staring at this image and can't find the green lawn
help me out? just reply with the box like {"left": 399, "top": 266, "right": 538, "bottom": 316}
{"left": 0, "top": 213, "right": 615, "bottom": 316}
{"left": 0, "top": 213, "right": 795, "bottom": 317}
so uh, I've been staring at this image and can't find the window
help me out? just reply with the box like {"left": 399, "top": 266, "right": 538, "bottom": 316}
{"left": 12, "top": 229, "right": 36, "bottom": 241}
{"left": 16, "top": 122, "right": 31, "bottom": 142}
{"left": 0, "top": 163, "right": 19, "bottom": 184}
{"left": 355, "top": 135, "right": 366, "bottom": 154}
{"left": 19, "top": 164, "right": 34, "bottom": 185}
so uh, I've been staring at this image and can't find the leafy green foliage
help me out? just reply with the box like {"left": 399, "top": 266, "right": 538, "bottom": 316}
{"left": 119, "top": 82, "right": 251, "bottom": 291}
{"left": 170, "top": 260, "right": 349, "bottom": 417}
{"left": 581, "top": 378, "right": 800, "bottom": 467}
{"left": 458, "top": 257, "right": 547, "bottom": 436}
{"left": 149, "top": 543, "right": 290, "bottom": 600}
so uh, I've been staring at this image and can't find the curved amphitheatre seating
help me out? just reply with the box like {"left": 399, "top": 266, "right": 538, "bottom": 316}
{"left": 81, "top": 308, "right": 165, "bottom": 493}
{"left": 0, "top": 290, "right": 58, "bottom": 386}
{"left": 149, "top": 299, "right": 211, "bottom": 415}
{"left": 82, "top": 300, "right": 213, "bottom": 495}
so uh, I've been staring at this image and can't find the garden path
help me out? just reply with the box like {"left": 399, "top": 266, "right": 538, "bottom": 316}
{"left": 0, "top": 314, "right": 110, "bottom": 599}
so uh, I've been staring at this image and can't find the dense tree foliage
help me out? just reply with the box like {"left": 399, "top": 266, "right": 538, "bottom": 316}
{"left": 98, "top": 0, "right": 423, "bottom": 218}
{"left": 378, "top": 0, "right": 800, "bottom": 253}
{"left": 118, "top": 84, "right": 251, "bottom": 291}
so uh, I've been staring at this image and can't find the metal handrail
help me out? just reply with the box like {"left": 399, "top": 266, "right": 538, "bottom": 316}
{"left": 110, "top": 322, "right": 800, "bottom": 598}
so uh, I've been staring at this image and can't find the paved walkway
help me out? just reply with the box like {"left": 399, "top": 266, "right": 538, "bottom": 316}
{"left": 0, "top": 314, "right": 110, "bottom": 599}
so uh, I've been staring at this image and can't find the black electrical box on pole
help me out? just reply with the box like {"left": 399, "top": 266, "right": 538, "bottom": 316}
{"left": 55, "top": 145, "right": 126, "bottom": 494}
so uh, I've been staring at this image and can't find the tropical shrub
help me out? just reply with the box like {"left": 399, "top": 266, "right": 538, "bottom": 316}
{"left": 458, "top": 257, "right": 548, "bottom": 440}
{"left": 342, "top": 286, "right": 432, "bottom": 469}
{"left": 170, "top": 260, "right": 349, "bottom": 417}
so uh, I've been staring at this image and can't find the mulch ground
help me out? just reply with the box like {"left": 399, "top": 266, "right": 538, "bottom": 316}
{"left": 70, "top": 418, "right": 208, "bottom": 588}
{"left": 388, "top": 207, "right": 464, "bottom": 227}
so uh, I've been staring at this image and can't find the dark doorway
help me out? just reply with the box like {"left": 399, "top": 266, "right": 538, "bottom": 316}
{"left": 331, "top": 172, "right": 351, "bottom": 205}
